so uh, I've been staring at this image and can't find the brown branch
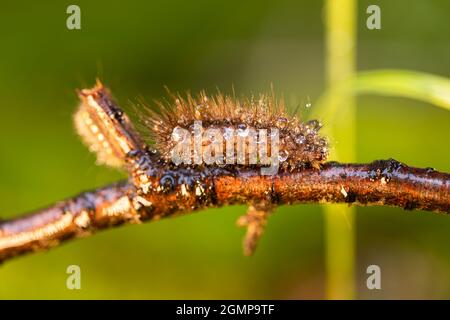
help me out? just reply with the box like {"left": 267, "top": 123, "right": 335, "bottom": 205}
{"left": 1, "top": 159, "right": 449, "bottom": 263}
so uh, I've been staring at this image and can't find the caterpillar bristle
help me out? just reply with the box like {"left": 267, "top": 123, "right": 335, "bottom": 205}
{"left": 139, "top": 90, "right": 329, "bottom": 171}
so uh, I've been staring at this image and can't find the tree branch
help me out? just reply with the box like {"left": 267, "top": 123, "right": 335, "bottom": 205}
{"left": 1, "top": 159, "right": 448, "bottom": 263}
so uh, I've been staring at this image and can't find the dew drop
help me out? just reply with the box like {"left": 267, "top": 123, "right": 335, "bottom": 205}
{"left": 295, "top": 135, "right": 306, "bottom": 144}
{"left": 172, "top": 126, "right": 186, "bottom": 142}
{"left": 425, "top": 167, "right": 435, "bottom": 173}
{"left": 278, "top": 150, "right": 289, "bottom": 162}
{"left": 159, "top": 175, "right": 176, "bottom": 191}
{"left": 306, "top": 119, "right": 322, "bottom": 130}
{"left": 207, "top": 133, "right": 216, "bottom": 143}
{"left": 276, "top": 117, "right": 288, "bottom": 128}
{"left": 237, "top": 124, "right": 249, "bottom": 137}
{"left": 305, "top": 96, "right": 312, "bottom": 108}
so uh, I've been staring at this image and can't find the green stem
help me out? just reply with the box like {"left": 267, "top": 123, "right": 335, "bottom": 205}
{"left": 323, "top": 0, "right": 357, "bottom": 300}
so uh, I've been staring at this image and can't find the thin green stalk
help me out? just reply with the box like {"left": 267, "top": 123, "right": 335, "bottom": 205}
{"left": 323, "top": 0, "right": 357, "bottom": 300}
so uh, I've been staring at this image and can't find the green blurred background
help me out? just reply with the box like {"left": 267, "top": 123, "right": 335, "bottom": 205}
{"left": 0, "top": 0, "right": 449, "bottom": 299}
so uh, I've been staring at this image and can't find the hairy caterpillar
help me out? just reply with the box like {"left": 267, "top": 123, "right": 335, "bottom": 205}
{"left": 141, "top": 90, "right": 329, "bottom": 171}
{"left": 75, "top": 82, "right": 329, "bottom": 189}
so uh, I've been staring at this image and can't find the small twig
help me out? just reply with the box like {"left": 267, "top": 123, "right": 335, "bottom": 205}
{"left": 1, "top": 159, "right": 449, "bottom": 263}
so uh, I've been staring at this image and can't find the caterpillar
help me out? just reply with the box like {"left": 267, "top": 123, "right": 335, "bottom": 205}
{"left": 140, "top": 90, "right": 329, "bottom": 171}
{"left": 75, "top": 81, "right": 329, "bottom": 185}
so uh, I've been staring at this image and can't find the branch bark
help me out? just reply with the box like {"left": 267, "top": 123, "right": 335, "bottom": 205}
{"left": 0, "top": 159, "right": 449, "bottom": 263}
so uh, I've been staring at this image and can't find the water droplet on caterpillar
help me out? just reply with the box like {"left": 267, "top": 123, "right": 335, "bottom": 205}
{"left": 276, "top": 117, "right": 288, "bottom": 129}
{"left": 295, "top": 135, "right": 306, "bottom": 144}
{"left": 306, "top": 119, "right": 322, "bottom": 131}
{"left": 278, "top": 150, "right": 289, "bottom": 162}
{"left": 172, "top": 126, "right": 186, "bottom": 142}
{"left": 237, "top": 124, "right": 249, "bottom": 137}
{"left": 207, "top": 132, "right": 216, "bottom": 142}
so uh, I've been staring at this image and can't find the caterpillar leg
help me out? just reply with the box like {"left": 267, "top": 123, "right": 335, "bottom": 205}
{"left": 236, "top": 203, "right": 273, "bottom": 256}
